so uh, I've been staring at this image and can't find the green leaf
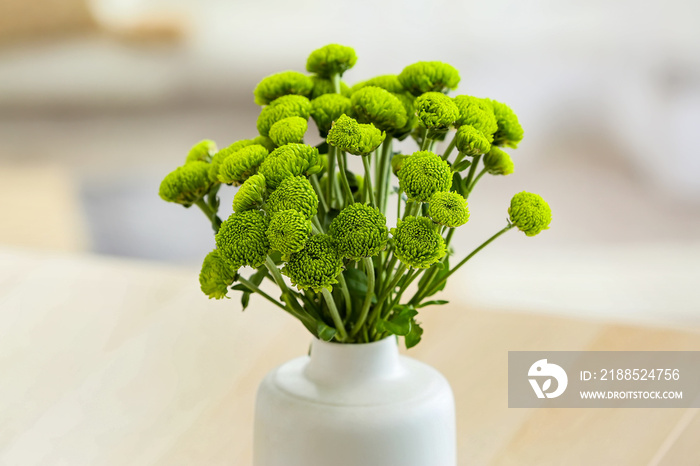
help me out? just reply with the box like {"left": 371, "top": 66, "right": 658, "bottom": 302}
{"left": 316, "top": 322, "right": 337, "bottom": 341}
{"left": 378, "top": 306, "right": 418, "bottom": 336}
{"left": 451, "top": 171, "right": 463, "bottom": 193}
{"left": 452, "top": 159, "right": 472, "bottom": 172}
{"left": 417, "top": 299, "right": 449, "bottom": 308}
{"left": 405, "top": 318, "right": 424, "bottom": 349}
{"left": 344, "top": 267, "right": 368, "bottom": 296}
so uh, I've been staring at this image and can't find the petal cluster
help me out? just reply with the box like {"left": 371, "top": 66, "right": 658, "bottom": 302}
{"left": 199, "top": 250, "right": 237, "bottom": 300}
{"left": 454, "top": 125, "right": 491, "bottom": 156}
{"left": 329, "top": 203, "right": 388, "bottom": 260}
{"left": 185, "top": 139, "right": 217, "bottom": 163}
{"left": 257, "top": 95, "right": 311, "bottom": 137}
{"left": 215, "top": 210, "right": 271, "bottom": 268}
{"left": 159, "top": 161, "right": 212, "bottom": 206}
{"left": 269, "top": 116, "right": 308, "bottom": 146}
{"left": 310, "top": 94, "right": 352, "bottom": 136}
{"left": 218, "top": 144, "right": 268, "bottom": 185}
{"left": 396, "top": 151, "right": 452, "bottom": 202}
{"left": 253, "top": 71, "right": 313, "bottom": 105}
{"left": 326, "top": 114, "right": 385, "bottom": 156}
{"left": 508, "top": 192, "right": 552, "bottom": 237}
{"left": 415, "top": 92, "right": 460, "bottom": 130}
{"left": 306, "top": 44, "right": 357, "bottom": 78}
{"left": 489, "top": 99, "right": 524, "bottom": 149}
{"left": 282, "top": 234, "right": 343, "bottom": 292}
{"left": 232, "top": 173, "right": 267, "bottom": 212}
{"left": 351, "top": 86, "right": 408, "bottom": 133}
{"left": 428, "top": 191, "right": 470, "bottom": 228}
{"left": 266, "top": 175, "right": 319, "bottom": 219}
{"left": 398, "top": 61, "right": 460, "bottom": 96}
{"left": 453, "top": 96, "right": 498, "bottom": 139}
{"left": 483, "top": 147, "right": 515, "bottom": 175}
{"left": 267, "top": 210, "right": 311, "bottom": 257}
{"left": 258, "top": 143, "right": 323, "bottom": 189}
{"left": 391, "top": 216, "right": 446, "bottom": 269}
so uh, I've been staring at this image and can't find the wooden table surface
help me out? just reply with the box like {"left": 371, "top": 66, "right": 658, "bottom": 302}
{"left": 1, "top": 247, "right": 699, "bottom": 466}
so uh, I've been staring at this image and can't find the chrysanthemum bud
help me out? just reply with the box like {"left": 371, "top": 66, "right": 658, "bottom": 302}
{"left": 329, "top": 203, "right": 388, "bottom": 260}
{"left": 159, "top": 161, "right": 212, "bottom": 207}
{"left": 398, "top": 61, "right": 460, "bottom": 96}
{"left": 256, "top": 95, "right": 311, "bottom": 137}
{"left": 415, "top": 92, "right": 460, "bottom": 130}
{"left": 209, "top": 139, "right": 259, "bottom": 182}
{"left": 306, "top": 44, "right": 357, "bottom": 78}
{"left": 282, "top": 234, "right": 343, "bottom": 292}
{"left": 351, "top": 86, "right": 408, "bottom": 133}
{"left": 326, "top": 114, "right": 385, "bottom": 156}
{"left": 396, "top": 151, "right": 452, "bottom": 202}
{"left": 185, "top": 139, "right": 217, "bottom": 164}
{"left": 199, "top": 250, "right": 237, "bottom": 300}
{"left": 508, "top": 192, "right": 551, "bottom": 237}
{"left": 258, "top": 143, "right": 323, "bottom": 189}
{"left": 232, "top": 173, "right": 267, "bottom": 212}
{"left": 218, "top": 144, "right": 268, "bottom": 185}
{"left": 454, "top": 125, "right": 491, "bottom": 156}
{"left": 428, "top": 191, "right": 469, "bottom": 228}
{"left": 269, "top": 116, "right": 308, "bottom": 146}
{"left": 483, "top": 146, "right": 514, "bottom": 175}
{"left": 391, "top": 216, "right": 446, "bottom": 269}
{"left": 266, "top": 175, "right": 319, "bottom": 220}
{"left": 215, "top": 210, "right": 270, "bottom": 269}
{"left": 253, "top": 71, "right": 313, "bottom": 106}
{"left": 453, "top": 96, "right": 498, "bottom": 139}
{"left": 310, "top": 94, "right": 352, "bottom": 137}
{"left": 267, "top": 210, "right": 312, "bottom": 257}
{"left": 351, "top": 75, "right": 405, "bottom": 94}
{"left": 488, "top": 99, "right": 524, "bottom": 149}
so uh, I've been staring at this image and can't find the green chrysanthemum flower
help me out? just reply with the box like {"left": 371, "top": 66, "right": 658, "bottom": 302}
{"left": 391, "top": 216, "right": 446, "bottom": 269}
{"left": 326, "top": 114, "right": 385, "bottom": 156}
{"left": 310, "top": 93, "right": 353, "bottom": 137}
{"left": 328, "top": 203, "right": 388, "bottom": 260}
{"left": 269, "top": 116, "right": 308, "bottom": 146}
{"left": 199, "top": 250, "right": 237, "bottom": 300}
{"left": 396, "top": 151, "right": 452, "bottom": 202}
{"left": 391, "top": 153, "right": 409, "bottom": 175}
{"left": 282, "top": 234, "right": 343, "bottom": 292}
{"left": 266, "top": 175, "right": 319, "bottom": 219}
{"left": 351, "top": 86, "right": 408, "bottom": 133}
{"left": 267, "top": 209, "right": 311, "bottom": 257}
{"left": 257, "top": 95, "right": 311, "bottom": 137}
{"left": 215, "top": 210, "right": 270, "bottom": 268}
{"left": 392, "top": 92, "right": 419, "bottom": 137}
{"left": 218, "top": 144, "right": 268, "bottom": 185}
{"left": 159, "top": 161, "right": 212, "bottom": 206}
{"left": 233, "top": 173, "right": 267, "bottom": 212}
{"left": 508, "top": 191, "right": 552, "bottom": 237}
{"left": 309, "top": 76, "right": 352, "bottom": 99}
{"left": 398, "top": 61, "right": 460, "bottom": 96}
{"left": 253, "top": 71, "right": 313, "bottom": 106}
{"left": 454, "top": 125, "right": 491, "bottom": 157}
{"left": 453, "top": 96, "right": 498, "bottom": 139}
{"left": 415, "top": 92, "right": 460, "bottom": 130}
{"left": 258, "top": 143, "right": 323, "bottom": 189}
{"left": 488, "top": 99, "right": 524, "bottom": 149}
{"left": 428, "top": 191, "right": 470, "bottom": 228}
{"left": 209, "top": 139, "right": 258, "bottom": 182}
{"left": 351, "top": 75, "right": 405, "bottom": 94}
{"left": 185, "top": 139, "right": 217, "bottom": 164}
{"left": 306, "top": 44, "right": 357, "bottom": 78}
{"left": 483, "top": 146, "right": 514, "bottom": 175}
{"left": 253, "top": 135, "right": 277, "bottom": 152}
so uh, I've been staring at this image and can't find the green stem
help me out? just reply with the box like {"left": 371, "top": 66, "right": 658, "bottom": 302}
{"left": 397, "top": 188, "right": 403, "bottom": 218}
{"left": 321, "top": 288, "right": 348, "bottom": 341}
{"left": 468, "top": 167, "right": 487, "bottom": 194}
{"left": 421, "top": 133, "right": 432, "bottom": 151}
{"left": 326, "top": 146, "right": 336, "bottom": 209}
{"left": 403, "top": 200, "right": 420, "bottom": 219}
{"left": 384, "top": 268, "right": 422, "bottom": 319}
{"left": 350, "top": 257, "right": 375, "bottom": 338}
{"left": 336, "top": 150, "right": 354, "bottom": 206}
{"left": 410, "top": 227, "right": 457, "bottom": 305}
{"left": 195, "top": 198, "right": 222, "bottom": 232}
{"left": 442, "top": 132, "right": 458, "bottom": 161}
{"left": 336, "top": 272, "right": 352, "bottom": 321}
{"left": 422, "top": 224, "right": 514, "bottom": 298}
{"left": 463, "top": 154, "right": 481, "bottom": 200}
{"left": 373, "top": 262, "right": 408, "bottom": 318}
{"left": 311, "top": 216, "right": 324, "bottom": 234}
{"left": 331, "top": 73, "right": 341, "bottom": 94}
{"left": 376, "top": 138, "right": 392, "bottom": 213}
{"left": 264, "top": 256, "right": 314, "bottom": 327}
{"left": 238, "top": 276, "right": 286, "bottom": 311}
{"left": 310, "top": 174, "right": 329, "bottom": 214}
{"left": 361, "top": 155, "right": 376, "bottom": 206}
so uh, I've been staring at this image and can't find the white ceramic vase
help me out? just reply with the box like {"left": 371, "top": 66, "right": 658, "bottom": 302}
{"left": 253, "top": 336, "right": 456, "bottom": 466}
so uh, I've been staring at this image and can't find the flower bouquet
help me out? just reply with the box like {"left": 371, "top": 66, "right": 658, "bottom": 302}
{"left": 159, "top": 43, "right": 551, "bottom": 465}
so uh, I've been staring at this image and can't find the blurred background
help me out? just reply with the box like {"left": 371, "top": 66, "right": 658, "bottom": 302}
{"left": 1, "top": 0, "right": 699, "bottom": 325}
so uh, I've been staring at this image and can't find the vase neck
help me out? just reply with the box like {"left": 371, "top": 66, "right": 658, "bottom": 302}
{"left": 304, "top": 337, "right": 403, "bottom": 385}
